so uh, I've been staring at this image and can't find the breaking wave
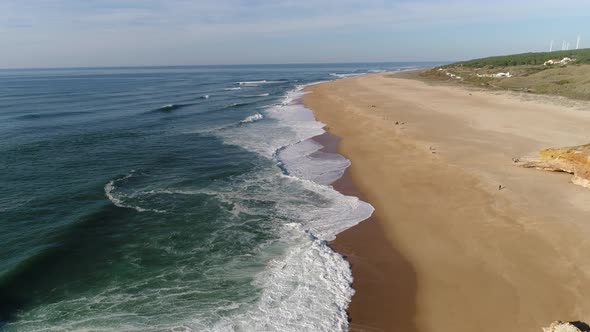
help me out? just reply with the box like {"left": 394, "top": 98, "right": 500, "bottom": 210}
{"left": 210, "top": 83, "right": 374, "bottom": 331}
{"left": 236, "top": 80, "right": 284, "bottom": 86}
{"left": 329, "top": 73, "right": 363, "bottom": 79}
{"left": 244, "top": 93, "right": 270, "bottom": 97}
{"left": 240, "top": 113, "right": 264, "bottom": 124}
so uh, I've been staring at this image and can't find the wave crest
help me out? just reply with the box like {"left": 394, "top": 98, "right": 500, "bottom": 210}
{"left": 329, "top": 73, "right": 363, "bottom": 78}
{"left": 155, "top": 104, "right": 184, "bottom": 112}
{"left": 236, "top": 80, "right": 284, "bottom": 86}
{"left": 244, "top": 93, "right": 270, "bottom": 98}
{"left": 240, "top": 113, "right": 264, "bottom": 124}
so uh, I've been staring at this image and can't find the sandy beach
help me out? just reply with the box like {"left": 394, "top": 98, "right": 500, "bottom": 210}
{"left": 304, "top": 72, "right": 590, "bottom": 332}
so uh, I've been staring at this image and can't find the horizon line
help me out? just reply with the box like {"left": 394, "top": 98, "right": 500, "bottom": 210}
{"left": 0, "top": 60, "right": 449, "bottom": 71}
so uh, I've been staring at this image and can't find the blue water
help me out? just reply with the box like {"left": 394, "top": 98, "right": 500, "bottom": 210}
{"left": 0, "top": 63, "right": 436, "bottom": 331}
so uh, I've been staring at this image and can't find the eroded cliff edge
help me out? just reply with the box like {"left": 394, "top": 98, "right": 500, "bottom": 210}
{"left": 517, "top": 144, "right": 590, "bottom": 189}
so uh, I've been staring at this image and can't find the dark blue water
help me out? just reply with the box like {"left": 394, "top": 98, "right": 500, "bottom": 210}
{"left": 0, "top": 63, "right": 437, "bottom": 331}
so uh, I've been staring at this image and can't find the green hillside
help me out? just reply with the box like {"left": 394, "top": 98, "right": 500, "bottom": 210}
{"left": 447, "top": 48, "right": 590, "bottom": 68}
{"left": 421, "top": 48, "right": 590, "bottom": 100}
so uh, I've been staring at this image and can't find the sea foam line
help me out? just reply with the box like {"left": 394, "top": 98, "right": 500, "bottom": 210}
{"left": 213, "top": 81, "right": 374, "bottom": 331}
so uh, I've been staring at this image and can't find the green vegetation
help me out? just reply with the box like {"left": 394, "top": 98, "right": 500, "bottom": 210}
{"left": 446, "top": 48, "right": 590, "bottom": 68}
{"left": 420, "top": 49, "right": 590, "bottom": 100}
{"left": 554, "top": 79, "right": 572, "bottom": 85}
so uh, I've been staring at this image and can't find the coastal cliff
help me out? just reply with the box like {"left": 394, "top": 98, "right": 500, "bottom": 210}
{"left": 543, "top": 321, "right": 590, "bottom": 332}
{"left": 517, "top": 144, "right": 590, "bottom": 189}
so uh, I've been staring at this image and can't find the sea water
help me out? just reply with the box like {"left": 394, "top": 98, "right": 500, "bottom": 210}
{"left": 0, "top": 63, "right": 436, "bottom": 331}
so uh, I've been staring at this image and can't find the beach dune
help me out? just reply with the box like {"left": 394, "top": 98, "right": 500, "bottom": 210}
{"left": 304, "top": 72, "right": 590, "bottom": 332}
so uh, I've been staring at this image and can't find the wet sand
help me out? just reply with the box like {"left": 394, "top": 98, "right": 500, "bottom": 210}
{"left": 314, "top": 132, "right": 418, "bottom": 332}
{"left": 305, "top": 72, "right": 590, "bottom": 332}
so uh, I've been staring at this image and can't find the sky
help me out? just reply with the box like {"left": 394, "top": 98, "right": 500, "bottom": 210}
{"left": 1, "top": 0, "right": 590, "bottom": 68}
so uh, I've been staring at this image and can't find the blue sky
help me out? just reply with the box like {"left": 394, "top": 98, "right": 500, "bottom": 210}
{"left": 1, "top": 0, "right": 590, "bottom": 68}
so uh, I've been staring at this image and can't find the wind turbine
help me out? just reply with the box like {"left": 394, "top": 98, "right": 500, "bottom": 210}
{"left": 550, "top": 40, "right": 554, "bottom": 52}
{"left": 576, "top": 35, "right": 581, "bottom": 49}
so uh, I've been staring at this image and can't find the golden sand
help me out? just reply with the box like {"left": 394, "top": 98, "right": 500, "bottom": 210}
{"left": 304, "top": 72, "right": 590, "bottom": 332}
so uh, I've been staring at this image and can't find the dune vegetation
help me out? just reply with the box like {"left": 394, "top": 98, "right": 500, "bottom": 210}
{"left": 422, "top": 48, "right": 590, "bottom": 100}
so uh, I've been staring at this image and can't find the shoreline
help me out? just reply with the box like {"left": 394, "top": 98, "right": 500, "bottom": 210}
{"left": 304, "top": 71, "right": 590, "bottom": 332}
{"left": 313, "top": 132, "right": 418, "bottom": 332}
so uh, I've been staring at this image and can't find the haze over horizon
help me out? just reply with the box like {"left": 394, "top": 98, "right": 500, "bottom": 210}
{"left": 2, "top": 0, "right": 590, "bottom": 69}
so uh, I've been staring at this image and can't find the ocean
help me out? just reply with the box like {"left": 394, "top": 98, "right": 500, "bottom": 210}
{"left": 0, "top": 63, "right": 434, "bottom": 331}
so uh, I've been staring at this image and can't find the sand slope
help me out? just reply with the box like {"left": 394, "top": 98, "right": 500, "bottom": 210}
{"left": 304, "top": 73, "right": 590, "bottom": 332}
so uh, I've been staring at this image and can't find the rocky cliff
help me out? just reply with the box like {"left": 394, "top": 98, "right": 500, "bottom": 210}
{"left": 517, "top": 144, "right": 590, "bottom": 189}
{"left": 543, "top": 321, "right": 590, "bottom": 332}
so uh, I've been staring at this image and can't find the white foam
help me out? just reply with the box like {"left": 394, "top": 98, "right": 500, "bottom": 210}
{"left": 236, "top": 80, "right": 283, "bottom": 86}
{"left": 213, "top": 82, "right": 374, "bottom": 331}
{"left": 278, "top": 175, "right": 373, "bottom": 241}
{"left": 237, "top": 80, "right": 268, "bottom": 85}
{"left": 104, "top": 172, "right": 166, "bottom": 214}
{"left": 224, "top": 87, "right": 242, "bottom": 91}
{"left": 277, "top": 139, "right": 350, "bottom": 185}
{"left": 244, "top": 93, "right": 270, "bottom": 97}
{"left": 329, "top": 73, "right": 363, "bottom": 79}
{"left": 219, "top": 101, "right": 324, "bottom": 157}
{"left": 212, "top": 225, "right": 353, "bottom": 332}
{"left": 240, "top": 113, "right": 264, "bottom": 124}
{"left": 217, "top": 82, "right": 374, "bottom": 236}
{"left": 208, "top": 169, "right": 373, "bottom": 242}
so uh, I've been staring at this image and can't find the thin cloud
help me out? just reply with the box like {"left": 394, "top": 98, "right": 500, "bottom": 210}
{"left": 3, "top": 0, "right": 590, "bottom": 29}
{"left": 1, "top": 0, "right": 589, "bottom": 67}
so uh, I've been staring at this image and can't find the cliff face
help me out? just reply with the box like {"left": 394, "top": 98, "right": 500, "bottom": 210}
{"left": 543, "top": 321, "right": 590, "bottom": 332}
{"left": 518, "top": 144, "right": 590, "bottom": 189}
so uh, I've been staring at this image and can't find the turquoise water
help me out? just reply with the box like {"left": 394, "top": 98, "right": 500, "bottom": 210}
{"left": 0, "top": 64, "right": 435, "bottom": 331}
